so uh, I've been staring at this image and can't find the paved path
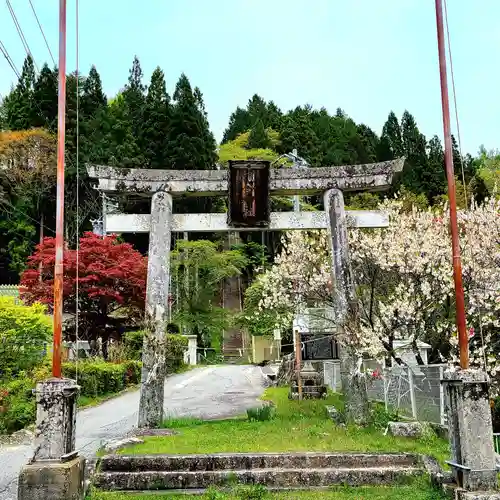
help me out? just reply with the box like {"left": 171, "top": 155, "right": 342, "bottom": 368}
{"left": 0, "top": 365, "right": 266, "bottom": 500}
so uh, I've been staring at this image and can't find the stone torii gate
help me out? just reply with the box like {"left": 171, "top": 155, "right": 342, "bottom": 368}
{"left": 87, "top": 158, "right": 404, "bottom": 428}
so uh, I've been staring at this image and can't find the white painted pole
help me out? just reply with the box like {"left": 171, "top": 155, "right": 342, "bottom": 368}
{"left": 408, "top": 367, "right": 417, "bottom": 420}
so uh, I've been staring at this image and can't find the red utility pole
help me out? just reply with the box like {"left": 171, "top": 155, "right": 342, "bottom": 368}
{"left": 435, "top": 0, "right": 469, "bottom": 369}
{"left": 52, "top": 0, "right": 67, "bottom": 378}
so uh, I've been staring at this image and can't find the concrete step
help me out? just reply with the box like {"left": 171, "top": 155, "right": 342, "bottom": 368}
{"left": 94, "top": 466, "right": 423, "bottom": 491}
{"left": 100, "top": 452, "right": 420, "bottom": 473}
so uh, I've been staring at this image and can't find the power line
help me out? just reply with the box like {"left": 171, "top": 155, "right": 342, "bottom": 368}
{"left": 5, "top": 0, "right": 39, "bottom": 72}
{"left": 0, "top": 39, "right": 20, "bottom": 79}
{"left": 2, "top": 198, "right": 55, "bottom": 235}
{"left": 28, "top": 0, "right": 56, "bottom": 66}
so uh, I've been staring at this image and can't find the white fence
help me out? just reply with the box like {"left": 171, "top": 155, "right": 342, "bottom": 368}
{"left": 323, "top": 360, "right": 446, "bottom": 425}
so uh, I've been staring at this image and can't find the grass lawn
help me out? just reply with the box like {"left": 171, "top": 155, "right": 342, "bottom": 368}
{"left": 91, "top": 478, "right": 447, "bottom": 499}
{"left": 118, "top": 387, "right": 449, "bottom": 464}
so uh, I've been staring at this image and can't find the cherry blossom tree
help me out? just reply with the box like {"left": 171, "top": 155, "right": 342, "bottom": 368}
{"left": 248, "top": 197, "right": 500, "bottom": 391}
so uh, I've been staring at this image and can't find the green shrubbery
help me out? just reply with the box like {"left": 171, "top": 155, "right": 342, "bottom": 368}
{"left": 0, "top": 297, "right": 51, "bottom": 378}
{"left": 62, "top": 360, "right": 141, "bottom": 398}
{"left": 124, "top": 330, "right": 188, "bottom": 373}
{"left": 166, "top": 334, "right": 188, "bottom": 373}
{"left": 0, "top": 374, "right": 38, "bottom": 434}
{"left": 0, "top": 360, "right": 143, "bottom": 434}
{"left": 247, "top": 404, "right": 275, "bottom": 422}
{"left": 0, "top": 295, "right": 189, "bottom": 434}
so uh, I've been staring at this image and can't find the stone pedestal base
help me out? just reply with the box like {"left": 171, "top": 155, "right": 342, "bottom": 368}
{"left": 33, "top": 378, "right": 79, "bottom": 461}
{"left": 18, "top": 456, "right": 85, "bottom": 500}
{"left": 443, "top": 369, "right": 498, "bottom": 492}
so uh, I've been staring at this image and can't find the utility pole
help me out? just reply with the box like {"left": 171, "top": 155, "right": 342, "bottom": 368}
{"left": 52, "top": 0, "right": 67, "bottom": 378}
{"left": 435, "top": 0, "right": 468, "bottom": 369}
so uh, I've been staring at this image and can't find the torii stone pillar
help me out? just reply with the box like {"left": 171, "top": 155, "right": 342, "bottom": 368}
{"left": 138, "top": 191, "right": 172, "bottom": 428}
{"left": 324, "top": 189, "right": 369, "bottom": 424}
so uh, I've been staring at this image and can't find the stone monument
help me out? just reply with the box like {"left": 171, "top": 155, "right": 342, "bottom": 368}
{"left": 18, "top": 378, "right": 85, "bottom": 500}
{"left": 289, "top": 361, "right": 328, "bottom": 400}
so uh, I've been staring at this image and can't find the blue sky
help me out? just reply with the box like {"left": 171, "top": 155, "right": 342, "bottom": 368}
{"left": 1, "top": 0, "right": 498, "bottom": 156}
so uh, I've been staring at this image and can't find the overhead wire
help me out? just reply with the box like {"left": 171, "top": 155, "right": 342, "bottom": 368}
{"left": 0, "top": 41, "right": 97, "bottom": 244}
{"left": 0, "top": 39, "right": 20, "bottom": 78}
{"left": 443, "top": 0, "right": 468, "bottom": 207}
{"left": 28, "top": 0, "right": 56, "bottom": 66}
{"left": 5, "top": 0, "right": 39, "bottom": 72}
{"left": 1, "top": 195, "right": 56, "bottom": 235}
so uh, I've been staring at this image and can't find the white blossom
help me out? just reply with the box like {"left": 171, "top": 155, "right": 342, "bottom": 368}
{"left": 249, "top": 198, "right": 500, "bottom": 391}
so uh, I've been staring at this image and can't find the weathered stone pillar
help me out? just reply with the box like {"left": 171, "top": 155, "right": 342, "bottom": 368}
{"left": 138, "top": 191, "right": 172, "bottom": 428}
{"left": 185, "top": 335, "right": 198, "bottom": 366}
{"left": 18, "top": 378, "right": 85, "bottom": 500}
{"left": 443, "top": 369, "right": 498, "bottom": 493}
{"left": 32, "top": 379, "right": 79, "bottom": 460}
{"left": 324, "top": 189, "right": 369, "bottom": 424}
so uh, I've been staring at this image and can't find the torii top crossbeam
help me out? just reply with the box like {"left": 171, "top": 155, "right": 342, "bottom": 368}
{"left": 86, "top": 158, "right": 404, "bottom": 197}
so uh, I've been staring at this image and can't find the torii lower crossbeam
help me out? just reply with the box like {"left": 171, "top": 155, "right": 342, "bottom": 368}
{"left": 105, "top": 210, "right": 388, "bottom": 234}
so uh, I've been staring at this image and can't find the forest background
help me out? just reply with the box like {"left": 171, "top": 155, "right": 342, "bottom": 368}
{"left": 0, "top": 55, "right": 498, "bottom": 284}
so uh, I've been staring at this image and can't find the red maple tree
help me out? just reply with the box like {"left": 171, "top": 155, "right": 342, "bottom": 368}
{"left": 21, "top": 232, "right": 147, "bottom": 352}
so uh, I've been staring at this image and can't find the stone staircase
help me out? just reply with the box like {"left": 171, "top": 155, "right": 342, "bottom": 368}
{"left": 222, "top": 330, "right": 245, "bottom": 363}
{"left": 94, "top": 452, "right": 425, "bottom": 493}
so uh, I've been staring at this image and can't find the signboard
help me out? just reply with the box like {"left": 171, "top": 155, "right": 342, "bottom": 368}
{"left": 301, "top": 333, "right": 338, "bottom": 361}
{"left": 228, "top": 160, "right": 270, "bottom": 227}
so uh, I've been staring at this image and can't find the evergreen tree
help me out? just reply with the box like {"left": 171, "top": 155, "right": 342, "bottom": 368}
{"left": 222, "top": 96, "right": 281, "bottom": 144}
{"left": 81, "top": 65, "right": 106, "bottom": 119}
{"left": 168, "top": 73, "right": 217, "bottom": 170}
{"left": 425, "top": 135, "right": 447, "bottom": 201}
{"left": 104, "top": 93, "right": 143, "bottom": 167}
{"left": 279, "top": 107, "right": 321, "bottom": 165}
{"left": 32, "top": 63, "right": 58, "bottom": 131}
{"left": 400, "top": 110, "right": 429, "bottom": 194}
{"left": 309, "top": 108, "right": 366, "bottom": 166}
{"left": 80, "top": 66, "right": 107, "bottom": 163}
{"left": 4, "top": 55, "right": 36, "bottom": 130}
{"left": 142, "top": 67, "right": 171, "bottom": 169}
{"left": 122, "top": 56, "right": 146, "bottom": 153}
{"left": 222, "top": 106, "right": 251, "bottom": 143}
{"left": 193, "top": 87, "right": 205, "bottom": 114}
{"left": 266, "top": 101, "right": 282, "bottom": 130}
{"left": 64, "top": 73, "right": 81, "bottom": 167}
{"left": 246, "top": 119, "right": 269, "bottom": 149}
{"left": 451, "top": 135, "right": 462, "bottom": 172}
{"left": 379, "top": 111, "right": 403, "bottom": 159}
{"left": 335, "top": 107, "right": 346, "bottom": 119}
{"left": 356, "top": 124, "right": 379, "bottom": 163}
{"left": 247, "top": 94, "right": 268, "bottom": 125}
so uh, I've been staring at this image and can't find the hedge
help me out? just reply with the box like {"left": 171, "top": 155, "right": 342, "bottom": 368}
{"left": 62, "top": 360, "right": 141, "bottom": 398}
{"left": 124, "top": 331, "right": 188, "bottom": 374}
{"left": 0, "top": 332, "right": 188, "bottom": 434}
{"left": 0, "top": 360, "right": 141, "bottom": 434}
{"left": 0, "top": 328, "right": 188, "bottom": 434}
{"left": 0, "top": 297, "right": 52, "bottom": 378}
